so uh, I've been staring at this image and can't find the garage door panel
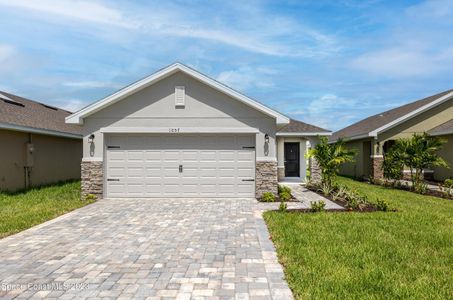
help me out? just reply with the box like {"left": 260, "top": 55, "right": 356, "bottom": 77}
{"left": 106, "top": 134, "right": 255, "bottom": 198}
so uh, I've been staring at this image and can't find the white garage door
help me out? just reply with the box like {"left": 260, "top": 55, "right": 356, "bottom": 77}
{"left": 105, "top": 134, "right": 255, "bottom": 198}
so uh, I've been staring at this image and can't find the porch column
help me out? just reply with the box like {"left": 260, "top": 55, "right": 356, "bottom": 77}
{"left": 307, "top": 137, "right": 322, "bottom": 183}
{"left": 370, "top": 139, "right": 384, "bottom": 180}
{"left": 277, "top": 137, "right": 285, "bottom": 181}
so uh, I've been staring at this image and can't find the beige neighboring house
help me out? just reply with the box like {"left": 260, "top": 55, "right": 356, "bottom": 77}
{"left": 0, "top": 91, "right": 82, "bottom": 192}
{"left": 66, "top": 63, "right": 330, "bottom": 199}
{"left": 331, "top": 89, "right": 453, "bottom": 181}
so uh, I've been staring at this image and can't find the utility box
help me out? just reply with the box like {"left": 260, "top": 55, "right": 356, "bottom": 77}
{"left": 25, "top": 143, "right": 34, "bottom": 167}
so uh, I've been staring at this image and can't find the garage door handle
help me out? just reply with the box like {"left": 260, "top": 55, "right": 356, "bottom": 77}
{"left": 107, "top": 178, "right": 120, "bottom": 181}
{"left": 179, "top": 165, "right": 183, "bottom": 173}
{"left": 242, "top": 179, "right": 255, "bottom": 182}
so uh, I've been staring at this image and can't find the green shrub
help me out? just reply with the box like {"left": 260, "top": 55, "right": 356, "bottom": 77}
{"left": 261, "top": 192, "right": 276, "bottom": 202}
{"left": 279, "top": 191, "right": 291, "bottom": 202}
{"left": 278, "top": 185, "right": 291, "bottom": 194}
{"left": 84, "top": 194, "right": 97, "bottom": 201}
{"left": 279, "top": 201, "right": 287, "bottom": 212}
{"left": 376, "top": 198, "right": 390, "bottom": 211}
{"left": 310, "top": 200, "right": 326, "bottom": 212}
{"left": 441, "top": 179, "right": 453, "bottom": 198}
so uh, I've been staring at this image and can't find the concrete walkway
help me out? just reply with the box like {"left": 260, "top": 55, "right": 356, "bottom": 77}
{"left": 279, "top": 183, "right": 344, "bottom": 210}
{"left": 0, "top": 198, "right": 293, "bottom": 300}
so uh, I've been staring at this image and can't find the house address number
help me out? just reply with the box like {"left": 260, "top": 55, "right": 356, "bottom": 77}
{"left": 169, "top": 128, "right": 180, "bottom": 133}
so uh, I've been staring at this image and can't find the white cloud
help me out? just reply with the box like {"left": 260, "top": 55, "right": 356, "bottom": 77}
{"left": 0, "top": 44, "right": 14, "bottom": 63}
{"left": 351, "top": 47, "right": 453, "bottom": 78}
{"left": 0, "top": 0, "right": 338, "bottom": 57}
{"left": 0, "top": 0, "right": 135, "bottom": 28}
{"left": 217, "top": 67, "right": 276, "bottom": 91}
{"left": 63, "top": 81, "right": 122, "bottom": 89}
{"left": 52, "top": 99, "right": 87, "bottom": 112}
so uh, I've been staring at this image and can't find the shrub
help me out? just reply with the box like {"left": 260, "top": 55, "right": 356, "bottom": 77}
{"left": 279, "top": 201, "right": 287, "bottom": 212}
{"left": 261, "top": 192, "right": 276, "bottom": 202}
{"left": 376, "top": 198, "right": 390, "bottom": 212}
{"left": 441, "top": 179, "right": 453, "bottom": 198}
{"left": 84, "top": 194, "right": 97, "bottom": 201}
{"left": 279, "top": 191, "right": 291, "bottom": 202}
{"left": 306, "top": 136, "right": 356, "bottom": 189}
{"left": 278, "top": 184, "right": 291, "bottom": 194}
{"left": 318, "top": 182, "right": 334, "bottom": 196}
{"left": 310, "top": 200, "right": 326, "bottom": 212}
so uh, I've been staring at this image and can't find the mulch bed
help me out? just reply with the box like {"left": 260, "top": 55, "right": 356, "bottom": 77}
{"left": 375, "top": 180, "right": 452, "bottom": 200}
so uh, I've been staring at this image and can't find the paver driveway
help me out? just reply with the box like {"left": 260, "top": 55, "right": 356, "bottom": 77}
{"left": 0, "top": 198, "right": 293, "bottom": 299}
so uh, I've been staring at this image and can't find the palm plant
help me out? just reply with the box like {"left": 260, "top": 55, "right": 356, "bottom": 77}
{"left": 307, "top": 136, "right": 356, "bottom": 188}
{"left": 384, "top": 133, "right": 448, "bottom": 192}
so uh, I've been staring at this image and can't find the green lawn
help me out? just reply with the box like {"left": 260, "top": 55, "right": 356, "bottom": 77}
{"left": 264, "top": 177, "right": 453, "bottom": 299}
{"left": 0, "top": 181, "right": 93, "bottom": 239}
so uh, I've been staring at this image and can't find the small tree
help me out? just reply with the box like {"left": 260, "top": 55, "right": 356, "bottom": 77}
{"left": 383, "top": 133, "right": 448, "bottom": 192}
{"left": 307, "top": 136, "right": 356, "bottom": 188}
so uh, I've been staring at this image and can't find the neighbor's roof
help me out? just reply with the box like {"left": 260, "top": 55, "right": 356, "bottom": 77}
{"left": 66, "top": 62, "right": 290, "bottom": 125}
{"left": 428, "top": 119, "right": 453, "bottom": 136}
{"left": 277, "top": 119, "right": 331, "bottom": 136}
{"left": 0, "top": 91, "right": 82, "bottom": 138}
{"left": 331, "top": 89, "right": 453, "bottom": 142}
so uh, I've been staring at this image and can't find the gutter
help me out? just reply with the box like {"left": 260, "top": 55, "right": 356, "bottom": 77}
{"left": 0, "top": 122, "right": 82, "bottom": 139}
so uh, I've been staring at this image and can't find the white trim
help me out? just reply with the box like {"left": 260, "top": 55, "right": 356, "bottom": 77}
{"left": 66, "top": 63, "right": 290, "bottom": 125}
{"left": 429, "top": 129, "right": 453, "bottom": 136}
{"left": 369, "top": 91, "right": 453, "bottom": 136}
{"left": 370, "top": 155, "right": 384, "bottom": 158}
{"left": 0, "top": 122, "right": 82, "bottom": 139}
{"left": 100, "top": 127, "right": 259, "bottom": 134}
{"left": 276, "top": 132, "right": 331, "bottom": 136}
{"left": 82, "top": 157, "right": 103, "bottom": 162}
{"left": 256, "top": 157, "right": 277, "bottom": 162}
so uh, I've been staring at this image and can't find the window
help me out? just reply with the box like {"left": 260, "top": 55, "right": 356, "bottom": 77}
{"left": 175, "top": 86, "right": 185, "bottom": 107}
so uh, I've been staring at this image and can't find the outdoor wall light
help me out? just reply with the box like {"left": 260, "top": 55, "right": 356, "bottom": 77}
{"left": 88, "top": 134, "right": 95, "bottom": 143}
{"left": 264, "top": 134, "right": 269, "bottom": 143}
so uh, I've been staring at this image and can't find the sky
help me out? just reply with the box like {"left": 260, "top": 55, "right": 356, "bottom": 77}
{"left": 0, "top": 0, "right": 452, "bottom": 131}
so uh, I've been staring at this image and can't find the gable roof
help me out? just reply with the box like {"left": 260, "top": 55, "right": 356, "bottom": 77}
{"left": 428, "top": 119, "right": 453, "bottom": 136}
{"left": 66, "top": 63, "right": 290, "bottom": 125}
{"left": 277, "top": 119, "right": 331, "bottom": 136}
{"left": 331, "top": 89, "right": 453, "bottom": 142}
{"left": 0, "top": 91, "right": 82, "bottom": 139}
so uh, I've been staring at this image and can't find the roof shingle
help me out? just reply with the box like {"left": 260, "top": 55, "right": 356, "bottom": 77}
{"left": 428, "top": 119, "right": 453, "bottom": 135}
{"left": 0, "top": 91, "right": 82, "bottom": 136}
{"left": 331, "top": 89, "right": 453, "bottom": 141}
{"left": 278, "top": 119, "right": 331, "bottom": 134}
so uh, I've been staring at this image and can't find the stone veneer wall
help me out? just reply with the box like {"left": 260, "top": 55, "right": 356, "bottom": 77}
{"left": 309, "top": 158, "right": 321, "bottom": 183}
{"left": 370, "top": 156, "right": 384, "bottom": 180}
{"left": 256, "top": 161, "right": 278, "bottom": 198}
{"left": 277, "top": 166, "right": 285, "bottom": 181}
{"left": 81, "top": 161, "right": 103, "bottom": 199}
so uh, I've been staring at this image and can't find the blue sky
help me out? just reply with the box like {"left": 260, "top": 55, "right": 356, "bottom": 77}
{"left": 0, "top": 0, "right": 451, "bottom": 130}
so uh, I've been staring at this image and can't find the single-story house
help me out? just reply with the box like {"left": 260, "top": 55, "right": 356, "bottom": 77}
{"left": 66, "top": 63, "right": 330, "bottom": 199}
{"left": 0, "top": 91, "right": 82, "bottom": 192}
{"left": 331, "top": 89, "right": 453, "bottom": 181}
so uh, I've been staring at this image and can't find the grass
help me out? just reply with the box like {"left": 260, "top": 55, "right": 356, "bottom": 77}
{"left": 264, "top": 176, "right": 453, "bottom": 299}
{"left": 0, "top": 181, "right": 94, "bottom": 239}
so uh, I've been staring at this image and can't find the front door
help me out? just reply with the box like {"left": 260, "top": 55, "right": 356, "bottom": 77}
{"left": 284, "top": 143, "right": 300, "bottom": 177}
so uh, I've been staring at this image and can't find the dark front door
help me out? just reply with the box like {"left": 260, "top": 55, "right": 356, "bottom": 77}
{"left": 284, "top": 143, "right": 300, "bottom": 177}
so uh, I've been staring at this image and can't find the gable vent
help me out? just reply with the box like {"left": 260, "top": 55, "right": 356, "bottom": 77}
{"left": 175, "top": 86, "right": 185, "bottom": 107}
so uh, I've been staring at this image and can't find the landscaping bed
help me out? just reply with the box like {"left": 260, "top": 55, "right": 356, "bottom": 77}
{"left": 264, "top": 176, "right": 453, "bottom": 299}
{"left": 0, "top": 181, "right": 94, "bottom": 239}
{"left": 304, "top": 180, "right": 395, "bottom": 212}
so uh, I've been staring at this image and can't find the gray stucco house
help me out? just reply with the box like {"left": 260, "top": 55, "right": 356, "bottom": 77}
{"left": 66, "top": 63, "right": 330, "bottom": 199}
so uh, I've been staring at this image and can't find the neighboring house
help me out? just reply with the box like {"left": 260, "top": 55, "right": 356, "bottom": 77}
{"left": 428, "top": 119, "right": 453, "bottom": 180}
{"left": 331, "top": 89, "right": 453, "bottom": 181}
{"left": 66, "top": 63, "right": 330, "bottom": 199}
{"left": 0, "top": 91, "right": 82, "bottom": 192}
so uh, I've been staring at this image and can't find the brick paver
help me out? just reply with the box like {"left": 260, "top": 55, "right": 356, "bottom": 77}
{"left": 0, "top": 198, "right": 293, "bottom": 299}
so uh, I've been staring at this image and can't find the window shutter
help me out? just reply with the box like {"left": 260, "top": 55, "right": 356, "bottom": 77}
{"left": 175, "top": 86, "right": 185, "bottom": 107}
